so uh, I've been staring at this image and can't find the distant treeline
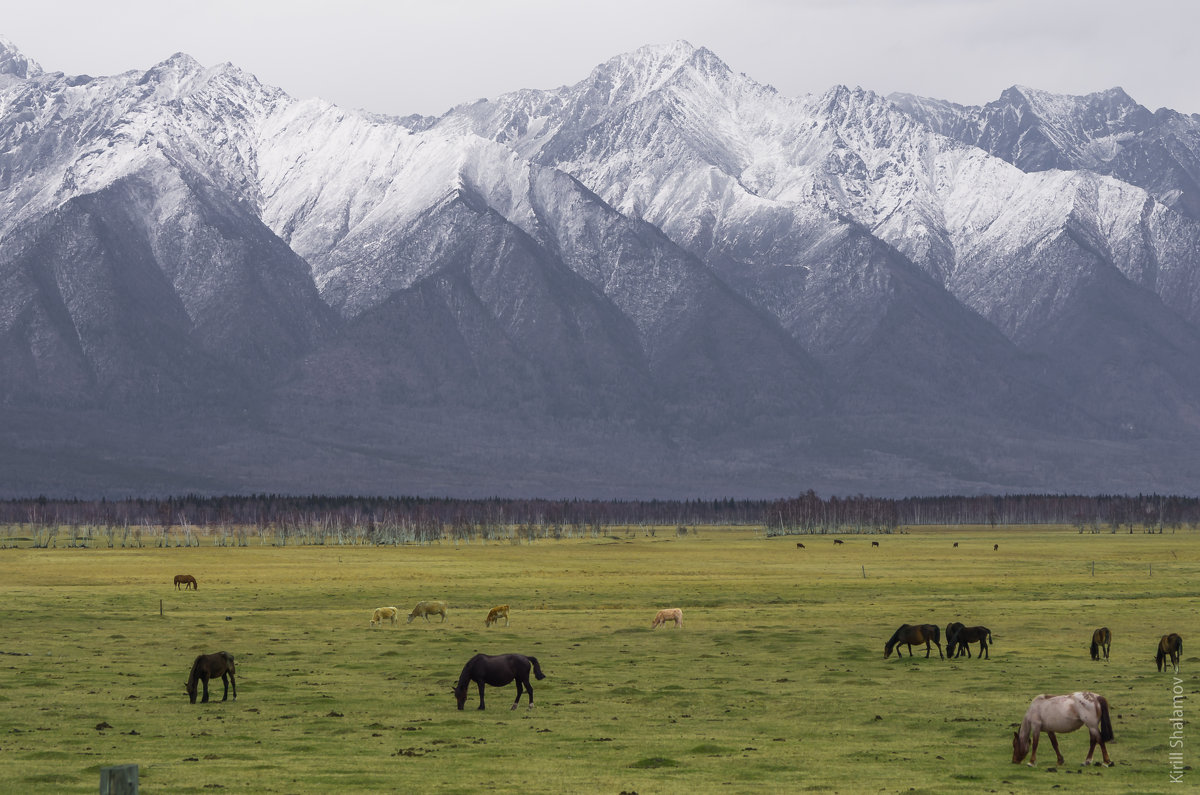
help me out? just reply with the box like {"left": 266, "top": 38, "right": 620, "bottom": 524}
{"left": 0, "top": 492, "right": 1195, "bottom": 545}
{"left": 767, "top": 491, "right": 1200, "bottom": 534}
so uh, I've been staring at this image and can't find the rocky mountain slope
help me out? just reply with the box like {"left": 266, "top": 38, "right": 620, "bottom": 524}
{"left": 3, "top": 36, "right": 1200, "bottom": 497}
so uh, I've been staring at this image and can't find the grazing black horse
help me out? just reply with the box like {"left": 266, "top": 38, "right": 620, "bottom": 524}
{"left": 1090, "top": 627, "right": 1111, "bottom": 661}
{"left": 1156, "top": 633, "right": 1182, "bottom": 673}
{"left": 452, "top": 653, "right": 545, "bottom": 710}
{"left": 947, "top": 625, "right": 992, "bottom": 659}
{"left": 185, "top": 651, "right": 236, "bottom": 703}
{"left": 945, "top": 622, "right": 965, "bottom": 656}
{"left": 884, "top": 624, "right": 943, "bottom": 659}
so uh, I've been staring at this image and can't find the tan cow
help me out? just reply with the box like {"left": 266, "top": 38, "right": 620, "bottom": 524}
{"left": 485, "top": 605, "right": 510, "bottom": 627}
{"left": 407, "top": 600, "right": 448, "bottom": 623}
{"left": 370, "top": 606, "right": 399, "bottom": 627}
{"left": 651, "top": 608, "right": 683, "bottom": 629}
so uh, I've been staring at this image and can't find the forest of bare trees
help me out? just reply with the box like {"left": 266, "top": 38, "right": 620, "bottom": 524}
{"left": 0, "top": 492, "right": 1194, "bottom": 547}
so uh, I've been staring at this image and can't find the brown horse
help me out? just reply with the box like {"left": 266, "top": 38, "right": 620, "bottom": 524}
{"left": 884, "top": 624, "right": 943, "bottom": 659}
{"left": 947, "top": 625, "right": 992, "bottom": 659}
{"left": 1090, "top": 627, "right": 1111, "bottom": 661}
{"left": 1012, "top": 691, "right": 1113, "bottom": 766}
{"left": 184, "top": 651, "right": 236, "bottom": 704}
{"left": 1156, "top": 633, "right": 1182, "bottom": 673}
{"left": 452, "top": 653, "right": 545, "bottom": 710}
{"left": 174, "top": 574, "right": 197, "bottom": 590}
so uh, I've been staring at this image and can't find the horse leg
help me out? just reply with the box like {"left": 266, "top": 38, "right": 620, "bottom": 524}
{"left": 1028, "top": 730, "right": 1039, "bottom": 766}
{"left": 220, "top": 672, "right": 229, "bottom": 701}
{"left": 229, "top": 669, "right": 236, "bottom": 700}
{"left": 1046, "top": 732, "right": 1064, "bottom": 766}
{"left": 476, "top": 681, "right": 486, "bottom": 710}
{"left": 935, "top": 641, "right": 943, "bottom": 659}
{"left": 511, "top": 679, "right": 525, "bottom": 710}
{"left": 200, "top": 674, "right": 210, "bottom": 703}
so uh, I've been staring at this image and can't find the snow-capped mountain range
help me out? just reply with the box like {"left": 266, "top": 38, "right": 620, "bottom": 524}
{"left": 4, "top": 36, "right": 1200, "bottom": 497}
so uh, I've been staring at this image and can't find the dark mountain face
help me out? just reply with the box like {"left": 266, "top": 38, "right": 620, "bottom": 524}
{"left": 5, "top": 38, "right": 1200, "bottom": 497}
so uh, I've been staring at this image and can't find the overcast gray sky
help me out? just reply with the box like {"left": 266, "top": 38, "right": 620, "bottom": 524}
{"left": 3, "top": 0, "right": 1197, "bottom": 116}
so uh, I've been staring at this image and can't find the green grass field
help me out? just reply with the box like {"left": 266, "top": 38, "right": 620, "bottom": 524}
{"left": 0, "top": 526, "right": 1195, "bottom": 793}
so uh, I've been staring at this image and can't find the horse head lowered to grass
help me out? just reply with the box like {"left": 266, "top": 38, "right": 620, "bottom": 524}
{"left": 1012, "top": 691, "right": 1113, "bottom": 766}
{"left": 185, "top": 651, "right": 236, "bottom": 704}
{"left": 1157, "top": 633, "right": 1182, "bottom": 673}
{"left": 884, "top": 624, "right": 942, "bottom": 659}
{"left": 452, "top": 653, "right": 545, "bottom": 710}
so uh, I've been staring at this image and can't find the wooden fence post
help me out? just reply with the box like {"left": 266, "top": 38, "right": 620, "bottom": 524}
{"left": 100, "top": 763, "right": 138, "bottom": 794}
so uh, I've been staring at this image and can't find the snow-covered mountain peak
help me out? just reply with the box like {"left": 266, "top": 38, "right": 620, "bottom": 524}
{"left": 581, "top": 40, "right": 719, "bottom": 108}
{"left": 0, "top": 35, "right": 42, "bottom": 79}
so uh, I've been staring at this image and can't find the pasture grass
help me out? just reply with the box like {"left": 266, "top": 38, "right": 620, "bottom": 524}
{"left": 0, "top": 525, "right": 1196, "bottom": 793}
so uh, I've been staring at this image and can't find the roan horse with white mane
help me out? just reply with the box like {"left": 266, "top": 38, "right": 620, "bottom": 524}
{"left": 1012, "top": 691, "right": 1114, "bottom": 767}
{"left": 370, "top": 606, "right": 399, "bottom": 627}
{"left": 651, "top": 608, "right": 683, "bottom": 629}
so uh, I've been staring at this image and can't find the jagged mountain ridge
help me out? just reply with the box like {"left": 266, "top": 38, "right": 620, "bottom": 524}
{"left": 3, "top": 36, "right": 1200, "bottom": 497}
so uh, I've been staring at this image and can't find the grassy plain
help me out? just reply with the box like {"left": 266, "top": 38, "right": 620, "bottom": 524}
{"left": 0, "top": 525, "right": 1196, "bottom": 794}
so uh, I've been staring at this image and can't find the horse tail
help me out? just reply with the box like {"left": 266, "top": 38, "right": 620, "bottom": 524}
{"left": 932, "top": 625, "right": 940, "bottom": 644}
{"left": 528, "top": 656, "right": 546, "bottom": 680}
{"left": 987, "top": 629, "right": 993, "bottom": 645}
{"left": 1097, "top": 696, "right": 1115, "bottom": 742}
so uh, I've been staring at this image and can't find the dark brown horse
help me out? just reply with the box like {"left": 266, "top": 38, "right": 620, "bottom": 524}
{"left": 452, "top": 653, "right": 545, "bottom": 710}
{"left": 884, "top": 624, "right": 943, "bottom": 659}
{"left": 947, "top": 625, "right": 992, "bottom": 659}
{"left": 174, "top": 574, "right": 197, "bottom": 590}
{"left": 185, "top": 652, "right": 236, "bottom": 703}
{"left": 1090, "top": 627, "right": 1111, "bottom": 661}
{"left": 945, "top": 622, "right": 965, "bottom": 655}
{"left": 1156, "top": 633, "right": 1182, "bottom": 673}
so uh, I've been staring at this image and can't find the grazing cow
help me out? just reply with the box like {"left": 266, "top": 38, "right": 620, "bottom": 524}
{"left": 407, "top": 600, "right": 448, "bottom": 623}
{"left": 833, "top": 539, "right": 844, "bottom": 545}
{"left": 651, "top": 608, "right": 683, "bottom": 629}
{"left": 370, "top": 606, "right": 399, "bottom": 627}
{"left": 796, "top": 542, "right": 805, "bottom": 549}
{"left": 871, "top": 541, "right": 879, "bottom": 548}
{"left": 174, "top": 574, "right": 197, "bottom": 590}
{"left": 485, "top": 605, "right": 510, "bottom": 627}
